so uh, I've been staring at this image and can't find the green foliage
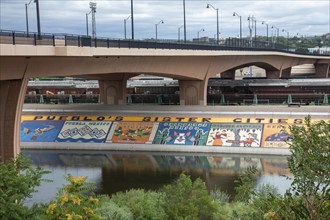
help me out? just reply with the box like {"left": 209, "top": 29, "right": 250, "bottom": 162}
{"left": 285, "top": 117, "right": 330, "bottom": 220}
{"left": 110, "top": 189, "right": 167, "bottom": 220}
{"left": 0, "top": 154, "right": 49, "bottom": 220}
{"left": 95, "top": 195, "right": 134, "bottom": 220}
{"left": 162, "top": 173, "right": 217, "bottom": 220}
{"left": 234, "top": 166, "right": 258, "bottom": 203}
{"left": 212, "top": 202, "right": 256, "bottom": 220}
{"left": 210, "top": 188, "right": 230, "bottom": 205}
{"left": 46, "top": 174, "right": 101, "bottom": 220}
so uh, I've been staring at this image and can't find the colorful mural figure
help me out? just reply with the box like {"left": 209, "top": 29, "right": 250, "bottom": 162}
{"left": 106, "top": 122, "right": 155, "bottom": 144}
{"left": 20, "top": 120, "right": 64, "bottom": 142}
{"left": 207, "top": 123, "right": 263, "bottom": 147}
{"left": 262, "top": 124, "right": 292, "bottom": 148}
{"left": 153, "top": 122, "right": 211, "bottom": 145}
{"left": 56, "top": 121, "right": 112, "bottom": 143}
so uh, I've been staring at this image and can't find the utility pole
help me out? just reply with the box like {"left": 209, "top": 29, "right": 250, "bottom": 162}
{"left": 131, "top": 0, "right": 134, "bottom": 40}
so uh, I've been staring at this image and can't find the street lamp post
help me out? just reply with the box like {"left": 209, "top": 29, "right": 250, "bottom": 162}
{"left": 271, "top": 25, "right": 279, "bottom": 46}
{"left": 155, "top": 20, "right": 164, "bottom": 41}
{"left": 89, "top": 2, "right": 97, "bottom": 38}
{"left": 282, "top": 29, "right": 289, "bottom": 50}
{"left": 207, "top": 3, "right": 219, "bottom": 45}
{"left": 233, "top": 12, "right": 242, "bottom": 46}
{"left": 197, "top": 28, "right": 205, "bottom": 42}
{"left": 25, "top": 0, "right": 33, "bottom": 35}
{"left": 262, "top": 21, "right": 269, "bottom": 47}
{"left": 183, "top": 0, "right": 186, "bottom": 43}
{"left": 130, "top": 0, "right": 134, "bottom": 40}
{"left": 35, "top": 0, "right": 41, "bottom": 37}
{"left": 124, "top": 15, "right": 131, "bottom": 39}
{"left": 178, "top": 25, "right": 184, "bottom": 42}
{"left": 86, "top": 11, "right": 92, "bottom": 36}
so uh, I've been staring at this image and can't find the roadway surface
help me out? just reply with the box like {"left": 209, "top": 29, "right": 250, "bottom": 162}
{"left": 21, "top": 104, "right": 330, "bottom": 156}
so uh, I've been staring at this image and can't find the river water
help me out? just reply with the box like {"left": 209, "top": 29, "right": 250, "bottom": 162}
{"left": 22, "top": 149, "right": 291, "bottom": 205}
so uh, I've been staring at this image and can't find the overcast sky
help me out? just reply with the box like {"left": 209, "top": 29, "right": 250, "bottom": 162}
{"left": 1, "top": 0, "right": 329, "bottom": 40}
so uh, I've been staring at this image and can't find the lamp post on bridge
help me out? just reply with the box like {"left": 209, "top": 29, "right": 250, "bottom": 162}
{"left": 282, "top": 29, "right": 289, "bottom": 50}
{"left": 271, "top": 25, "right": 279, "bottom": 47}
{"left": 206, "top": 3, "right": 219, "bottom": 45}
{"left": 35, "top": 0, "right": 41, "bottom": 37}
{"left": 197, "top": 28, "right": 205, "bottom": 42}
{"left": 124, "top": 15, "right": 131, "bottom": 39}
{"left": 233, "top": 12, "right": 242, "bottom": 46}
{"left": 155, "top": 20, "right": 164, "bottom": 41}
{"left": 86, "top": 10, "right": 92, "bottom": 36}
{"left": 178, "top": 25, "right": 184, "bottom": 42}
{"left": 130, "top": 0, "right": 134, "bottom": 40}
{"left": 25, "top": 0, "right": 33, "bottom": 36}
{"left": 183, "top": 0, "right": 187, "bottom": 43}
{"left": 262, "top": 21, "right": 269, "bottom": 47}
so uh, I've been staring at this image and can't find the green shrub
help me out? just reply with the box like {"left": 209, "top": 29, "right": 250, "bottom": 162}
{"left": 162, "top": 173, "right": 217, "bottom": 220}
{"left": 95, "top": 195, "right": 134, "bottom": 220}
{"left": 0, "top": 154, "right": 49, "bottom": 220}
{"left": 110, "top": 189, "right": 166, "bottom": 220}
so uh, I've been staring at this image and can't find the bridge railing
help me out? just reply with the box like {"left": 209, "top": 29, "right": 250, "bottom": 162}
{"left": 1, "top": 29, "right": 329, "bottom": 56}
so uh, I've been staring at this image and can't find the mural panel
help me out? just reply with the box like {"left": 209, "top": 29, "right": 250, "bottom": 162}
{"left": 206, "top": 123, "right": 263, "bottom": 147}
{"left": 152, "top": 122, "right": 211, "bottom": 145}
{"left": 56, "top": 121, "right": 112, "bottom": 143}
{"left": 261, "top": 124, "right": 291, "bottom": 148}
{"left": 106, "top": 122, "right": 156, "bottom": 144}
{"left": 20, "top": 120, "right": 64, "bottom": 142}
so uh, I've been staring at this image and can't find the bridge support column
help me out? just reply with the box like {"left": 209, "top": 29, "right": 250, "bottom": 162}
{"left": 98, "top": 80, "right": 127, "bottom": 105}
{"left": 281, "top": 67, "right": 291, "bottom": 79}
{"left": 266, "top": 70, "right": 280, "bottom": 79}
{"left": 0, "top": 79, "right": 28, "bottom": 162}
{"left": 314, "top": 63, "right": 329, "bottom": 78}
{"left": 220, "top": 70, "right": 235, "bottom": 79}
{"left": 179, "top": 80, "right": 207, "bottom": 105}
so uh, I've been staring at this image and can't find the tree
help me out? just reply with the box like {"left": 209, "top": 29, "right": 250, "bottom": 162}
{"left": 0, "top": 154, "right": 49, "bottom": 220}
{"left": 285, "top": 117, "right": 330, "bottom": 220}
{"left": 162, "top": 173, "right": 217, "bottom": 220}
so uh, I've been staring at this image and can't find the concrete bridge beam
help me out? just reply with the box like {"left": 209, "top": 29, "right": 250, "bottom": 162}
{"left": 0, "top": 79, "right": 28, "bottom": 162}
{"left": 99, "top": 79, "right": 127, "bottom": 105}
{"left": 314, "top": 63, "right": 329, "bottom": 78}
{"left": 179, "top": 80, "right": 207, "bottom": 106}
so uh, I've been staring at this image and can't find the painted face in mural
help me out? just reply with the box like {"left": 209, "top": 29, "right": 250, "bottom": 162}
{"left": 173, "top": 131, "right": 191, "bottom": 144}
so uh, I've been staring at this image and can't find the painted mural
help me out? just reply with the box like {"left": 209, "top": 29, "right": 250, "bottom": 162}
{"left": 56, "top": 121, "right": 112, "bottom": 143}
{"left": 152, "top": 122, "right": 211, "bottom": 145}
{"left": 106, "top": 122, "right": 156, "bottom": 144}
{"left": 206, "top": 123, "right": 263, "bottom": 147}
{"left": 261, "top": 124, "right": 292, "bottom": 148}
{"left": 20, "top": 120, "right": 64, "bottom": 142}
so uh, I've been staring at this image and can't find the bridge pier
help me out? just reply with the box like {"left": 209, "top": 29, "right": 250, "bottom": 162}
{"left": 314, "top": 63, "right": 329, "bottom": 78}
{"left": 0, "top": 79, "right": 28, "bottom": 162}
{"left": 98, "top": 79, "right": 127, "bottom": 105}
{"left": 179, "top": 80, "right": 207, "bottom": 105}
{"left": 220, "top": 70, "right": 235, "bottom": 79}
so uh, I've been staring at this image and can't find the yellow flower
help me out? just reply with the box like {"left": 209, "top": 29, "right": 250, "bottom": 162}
{"left": 46, "top": 203, "right": 57, "bottom": 215}
{"left": 264, "top": 210, "right": 277, "bottom": 219}
{"left": 71, "top": 195, "right": 81, "bottom": 205}
{"left": 60, "top": 193, "right": 69, "bottom": 205}
{"left": 83, "top": 207, "right": 94, "bottom": 214}
{"left": 89, "top": 196, "right": 99, "bottom": 205}
{"left": 69, "top": 175, "right": 87, "bottom": 186}
{"left": 65, "top": 213, "right": 73, "bottom": 220}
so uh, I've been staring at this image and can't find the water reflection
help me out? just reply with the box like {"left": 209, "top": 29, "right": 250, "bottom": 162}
{"left": 22, "top": 149, "right": 291, "bottom": 205}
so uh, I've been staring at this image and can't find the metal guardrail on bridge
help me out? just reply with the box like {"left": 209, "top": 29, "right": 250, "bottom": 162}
{"left": 1, "top": 29, "right": 329, "bottom": 56}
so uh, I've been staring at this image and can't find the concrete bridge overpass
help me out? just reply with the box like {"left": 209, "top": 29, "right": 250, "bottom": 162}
{"left": 0, "top": 36, "right": 330, "bottom": 162}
